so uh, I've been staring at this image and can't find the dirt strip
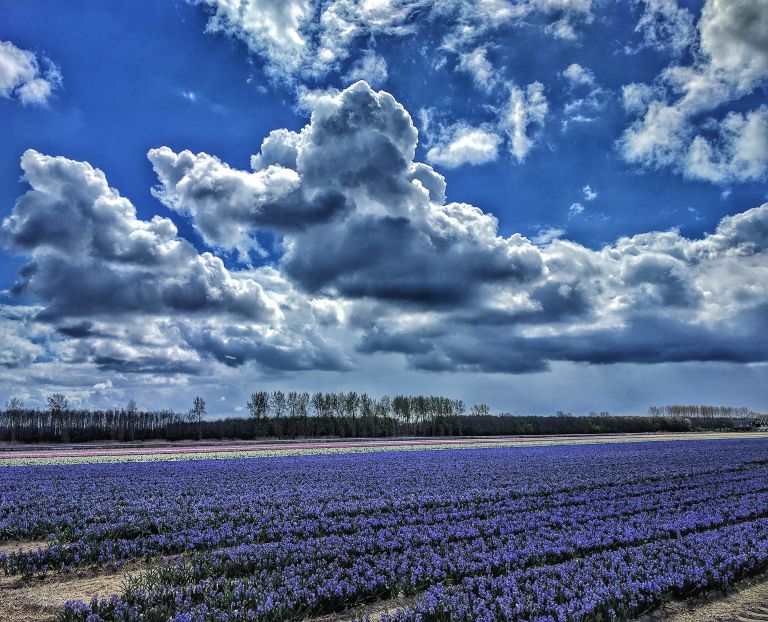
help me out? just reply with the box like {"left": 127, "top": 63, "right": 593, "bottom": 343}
{"left": 1, "top": 569, "right": 133, "bottom": 622}
{"left": 312, "top": 594, "right": 418, "bottom": 622}
{"left": 635, "top": 572, "right": 768, "bottom": 621}
{"left": 0, "top": 541, "right": 51, "bottom": 556}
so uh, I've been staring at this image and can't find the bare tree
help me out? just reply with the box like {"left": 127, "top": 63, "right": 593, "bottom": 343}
{"left": 271, "top": 391, "right": 286, "bottom": 418}
{"left": 190, "top": 397, "right": 206, "bottom": 440}
{"left": 48, "top": 393, "right": 69, "bottom": 441}
{"left": 471, "top": 403, "right": 490, "bottom": 417}
{"left": 47, "top": 393, "right": 69, "bottom": 412}
{"left": 247, "top": 392, "right": 269, "bottom": 419}
{"left": 6, "top": 397, "right": 23, "bottom": 442}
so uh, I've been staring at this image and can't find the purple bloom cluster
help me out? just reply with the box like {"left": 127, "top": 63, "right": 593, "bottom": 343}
{"left": 2, "top": 439, "right": 768, "bottom": 622}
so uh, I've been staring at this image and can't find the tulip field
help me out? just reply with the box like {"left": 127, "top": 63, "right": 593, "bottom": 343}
{"left": 2, "top": 438, "right": 768, "bottom": 621}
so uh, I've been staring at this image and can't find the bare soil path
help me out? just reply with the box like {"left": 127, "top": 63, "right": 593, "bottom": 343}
{"left": 0, "top": 540, "right": 51, "bottom": 556}
{"left": 637, "top": 573, "right": 768, "bottom": 622}
{"left": 0, "top": 559, "right": 164, "bottom": 622}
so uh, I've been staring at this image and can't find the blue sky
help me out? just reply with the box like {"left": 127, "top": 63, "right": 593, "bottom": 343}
{"left": 1, "top": 0, "right": 767, "bottom": 414}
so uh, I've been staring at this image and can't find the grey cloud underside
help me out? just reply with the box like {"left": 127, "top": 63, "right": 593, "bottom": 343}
{"left": 359, "top": 310, "right": 768, "bottom": 373}
{"left": 281, "top": 215, "right": 541, "bottom": 305}
{"left": 3, "top": 82, "right": 768, "bottom": 377}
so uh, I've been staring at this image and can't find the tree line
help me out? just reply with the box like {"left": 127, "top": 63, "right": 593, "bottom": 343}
{"left": 0, "top": 392, "right": 759, "bottom": 444}
{"left": 647, "top": 404, "right": 756, "bottom": 418}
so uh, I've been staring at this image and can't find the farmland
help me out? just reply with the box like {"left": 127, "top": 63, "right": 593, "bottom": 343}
{"left": 2, "top": 437, "right": 768, "bottom": 621}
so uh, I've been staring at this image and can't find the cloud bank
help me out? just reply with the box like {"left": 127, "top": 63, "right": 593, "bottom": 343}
{"left": 3, "top": 81, "right": 767, "bottom": 388}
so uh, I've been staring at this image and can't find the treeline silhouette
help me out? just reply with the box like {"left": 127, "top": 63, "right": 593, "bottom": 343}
{"left": 648, "top": 404, "right": 754, "bottom": 418}
{"left": 0, "top": 392, "right": 759, "bottom": 444}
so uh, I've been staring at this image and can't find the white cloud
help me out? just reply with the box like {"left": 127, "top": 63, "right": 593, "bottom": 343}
{"left": 698, "top": 0, "right": 768, "bottom": 94}
{"left": 620, "top": 0, "right": 768, "bottom": 184}
{"left": 582, "top": 185, "right": 598, "bottom": 201}
{"left": 621, "top": 82, "right": 656, "bottom": 114}
{"left": 569, "top": 202, "right": 585, "bottom": 216}
{"left": 457, "top": 47, "right": 497, "bottom": 92}
{"left": 153, "top": 82, "right": 544, "bottom": 307}
{"left": 0, "top": 306, "right": 47, "bottom": 368}
{"left": 561, "top": 63, "right": 595, "bottom": 87}
{"left": 686, "top": 106, "right": 768, "bottom": 183}
{"left": 194, "top": 0, "right": 597, "bottom": 84}
{"left": 0, "top": 40, "right": 61, "bottom": 105}
{"left": 426, "top": 125, "right": 501, "bottom": 168}
{"left": 532, "top": 227, "right": 566, "bottom": 245}
{"left": 560, "top": 63, "right": 608, "bottom": 129}
{"left": 198, "top": 0, "right": 313, "bottom": 80}
{"left": 634, "top": 0, "right": 695, "bottom": 55}
{"left": 499, "top": 82, "right": 549, "bottom": 162}
{"left": 342, "top": 50, "right": 388, "bottom": 87}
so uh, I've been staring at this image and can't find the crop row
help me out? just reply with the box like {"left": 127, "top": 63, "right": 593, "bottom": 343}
{"left": 3, "top": 466, "right": 767, "bottom": 576}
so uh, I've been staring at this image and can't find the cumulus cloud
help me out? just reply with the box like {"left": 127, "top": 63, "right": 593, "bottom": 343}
{"left": 561, "top": 63, "right": 594, "bottom": 87}
{"left": 582, "top": 185, "right": 597, "bottom": 201}
{"left": 621, "top": 82, "right": 656, "bottom": 114}
{"left": 1, "top": 150, "right": 349, "bottom": 374}
{"left": 5, "top": 80, "right": 768, "bottom": 384}
{"left": 361, "top": 202, "right": 768, "bottom": 372}
{"left": 620, "top": 0, "right": 768, "bottom": 184}
{"left": 0, "top": 40, "right": 62, "bottom": 105}
{"left": 532, "top": 227, "right": 566, "bottom": 245}
{"left": 686, "top": 106, "right": 768, "bottom": 183}
{"left": 0, "top": 306, "right": 47, "bottom": 368}
{"left": 195, "top": 0, "right": 423, "bottom": 81}
{"left": 148, "top": 81, "right": 768, "bottom": 374}
{"left": 149, "top": 145, "right": 349, "bottom": 259}
{"left": 2, "top": 150, "right": 280, "bottom": 321}
{"left": 154, "top": 82, "right": 544, "bottom": 306}
{"left": 560, "top": 63, "right": 608, "bottom": 129}
{"left": 426, "top": 124, "right": 501, "bottom": 168}
{"left": 456, "top": 47, "right": 497, "bottom": 92}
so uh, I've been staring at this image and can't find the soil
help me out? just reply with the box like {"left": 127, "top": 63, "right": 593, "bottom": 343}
{"left": 636, "top": 572, "right": 768, "bottom": 621}
{"left": 311, "top": 594, "right": 417, "bottom": 622}
{"left": 0, "top": 541, "right": 51, "bottom": 556}
{"left": 0, "top": 561, "right": 157, "bottom": 622}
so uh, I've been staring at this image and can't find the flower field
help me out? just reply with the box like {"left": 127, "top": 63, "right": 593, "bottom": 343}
{"left": 2, "top": 438, "right": 768, "bottom": 621}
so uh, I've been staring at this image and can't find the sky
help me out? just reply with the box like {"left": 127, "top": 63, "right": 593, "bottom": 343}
{"left": 0, "top": 0, "right": 767, "bottom": 416}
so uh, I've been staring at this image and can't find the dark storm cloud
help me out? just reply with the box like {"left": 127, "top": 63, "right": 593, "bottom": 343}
{"left": 361, "top": 309, "right": 768, "bottom": 374}
{"left": 57, "top": 321, "right": 96, "bottom": 338}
